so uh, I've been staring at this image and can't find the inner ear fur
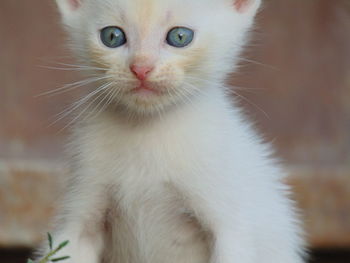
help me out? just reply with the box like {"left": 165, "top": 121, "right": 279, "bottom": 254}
{"left": 55, "top": 0, "right": 82, "bottom": 17}
{"left": 234, "top": 0, "right": 255, "bottom": 13}
{"left": 65, "top": 0, "right": 81, "bottom": 10}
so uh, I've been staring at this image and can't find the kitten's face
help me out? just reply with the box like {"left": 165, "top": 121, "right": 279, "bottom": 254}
{"left": 57, "top": 0, "right": 260, "bottom": 115}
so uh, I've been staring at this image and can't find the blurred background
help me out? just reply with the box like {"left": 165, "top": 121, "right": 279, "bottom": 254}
{"left": 0, "top": 0, "right": 350, "bottom": 262}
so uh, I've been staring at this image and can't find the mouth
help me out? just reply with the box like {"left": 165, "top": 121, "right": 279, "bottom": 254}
{"left": 131, "top": 82, "right": 161, "bottom": 96}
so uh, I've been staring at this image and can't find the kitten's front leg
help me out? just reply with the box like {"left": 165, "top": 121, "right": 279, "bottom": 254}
{"left": 37, "top": 182, "right": 108, "bottom": 263}
{"left": 210, "top": 224, "right": 255, "bottom": 263}
{"left": 209, "top": 218, "right": 256, "bottom": 263}
{"left": 178, "top": 182, "right": 256, "bottom": 263}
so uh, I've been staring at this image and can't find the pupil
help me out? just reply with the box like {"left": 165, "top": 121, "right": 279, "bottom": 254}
{"left": 179, "top": 33, "right": 184, "bottom": 41}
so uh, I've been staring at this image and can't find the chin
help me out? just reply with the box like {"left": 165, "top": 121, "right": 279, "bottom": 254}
{"left": 119, "top": 92, "right": 177, "bottom": 117}
{"left": 111, "top": 81, "right": 189, "bottom": 117}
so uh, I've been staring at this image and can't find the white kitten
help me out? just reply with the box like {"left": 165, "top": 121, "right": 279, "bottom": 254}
{"left": 38, "top": 0, "right": 306, "bottom": 262}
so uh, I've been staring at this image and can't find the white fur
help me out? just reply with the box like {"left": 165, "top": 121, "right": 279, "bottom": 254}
{"left": 38, "top": 0, "right": 306, "bottom": 262}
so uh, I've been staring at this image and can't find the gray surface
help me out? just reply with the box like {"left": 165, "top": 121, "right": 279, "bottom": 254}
{"left": 2, "top": 249, "right": 349, "bottom": 263}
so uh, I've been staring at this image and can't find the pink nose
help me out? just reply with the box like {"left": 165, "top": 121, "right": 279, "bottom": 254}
{"left": 130, "top": 64, "right": 154, "bottom": 81}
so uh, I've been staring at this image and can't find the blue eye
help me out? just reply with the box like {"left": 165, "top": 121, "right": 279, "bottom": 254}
{"left": 166, "top": 27, "right": 194, "bottom": 48}
{"left": 100, "top": 26, "right": 127, "bottom": 48}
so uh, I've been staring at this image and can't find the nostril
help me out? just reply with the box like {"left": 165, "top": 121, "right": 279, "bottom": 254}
{"left": 130, "top": 64, "right": 154, "bottom": 81}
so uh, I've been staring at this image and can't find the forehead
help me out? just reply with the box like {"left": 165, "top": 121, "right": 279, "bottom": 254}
{"left": 92, "top": 0, "right": 215, "bottom": 25}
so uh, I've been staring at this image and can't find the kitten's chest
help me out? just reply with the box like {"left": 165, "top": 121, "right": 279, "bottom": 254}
{"left": 89, "top": 120, "right": 199, "bottom": 191}
{"left": 104, "top": 184, "right": 211, "bottom": 263}
{"left": 111, "top": 150, "right": 183, "bottom": 208}
{"left": 97, "top": 131, "right": 212, "bottom": 263}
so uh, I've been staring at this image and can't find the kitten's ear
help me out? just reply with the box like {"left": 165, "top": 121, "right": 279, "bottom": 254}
{"left": 233, "top": 0, "right": 260, "bottom": 14}
{"left": 55, "top": 0, "right": 83, "bottom": 20}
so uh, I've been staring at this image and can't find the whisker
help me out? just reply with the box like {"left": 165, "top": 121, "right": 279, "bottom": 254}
{"left": 231, "top": 86, "right": 265, "bottom": 95}
{"left": 83, "top": 84, "right": 116, "bottom": 121}
{"left": 185, "top": 78, "right": 269, "bottom": 119}
{"left": 185, "top": 76, "right": 264, "bottom": 94}
{"left": 182, "top": 81, "right": 205, "bottom": 97}
{"left": 38, "top": 65, "right": 106, "bottom": 72}
{"left": 230, "top": 90, "right": 270, "bottom": 120}
{"left": 36, "top": 76, "right": 112, "bottom": 97}
{"left": 57, "top": 83, "right": 114, "bottom": 132}
{"left": 174, "top": 84, "right": 198, "bottom": 107}
{"left": 184, "top": 76, "right": 221, "bottom": 86}
{"left": 50, "top": 82, "right": 112, "bottom": 126}
{"left": 237, "top": 57, "right": 279, "bottom": 71}
{"left": 107, "top": 85, "right": 123, "bottom": 108}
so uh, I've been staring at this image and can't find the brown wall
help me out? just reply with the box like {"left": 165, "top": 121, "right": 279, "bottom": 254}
{"left": 232, "top": 0, "right": 350, "bottom": 167}
{"left": 0, "top": 0, "right": 349, "bottom": 249}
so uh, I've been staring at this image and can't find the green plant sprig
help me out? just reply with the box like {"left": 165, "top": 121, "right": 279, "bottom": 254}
{"left": 27, "top": 233, "right": 70, "bottom": 263}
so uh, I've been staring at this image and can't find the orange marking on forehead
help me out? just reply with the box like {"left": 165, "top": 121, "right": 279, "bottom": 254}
{"left": 137, "top": 1, "right": 156, "bottom": 39}
{"left": 118, "top": 11, "right": 126, "bottom": 24}
{"left": 166, "top": 10, "right": 172, "bottom": 21}
{"left": 130, "top": 2, "right": 169, "bottom": 55}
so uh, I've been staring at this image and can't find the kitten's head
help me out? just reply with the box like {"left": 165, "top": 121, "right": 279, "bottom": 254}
{"left": 56, "top": 0, "right": 261, "bottom": 115}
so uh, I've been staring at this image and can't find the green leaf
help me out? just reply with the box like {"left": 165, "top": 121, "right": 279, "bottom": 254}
{"left": 57, "top": 240, "right": 69, "bottom": 250}
{"left": 51, "top": 256, "right": 70, "bottom": 262}
{"left": 48, "top": 233, "right": 53, "bottom": 250}
{"left": 27, "top": 259, "right": 35, "bottom": 263}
